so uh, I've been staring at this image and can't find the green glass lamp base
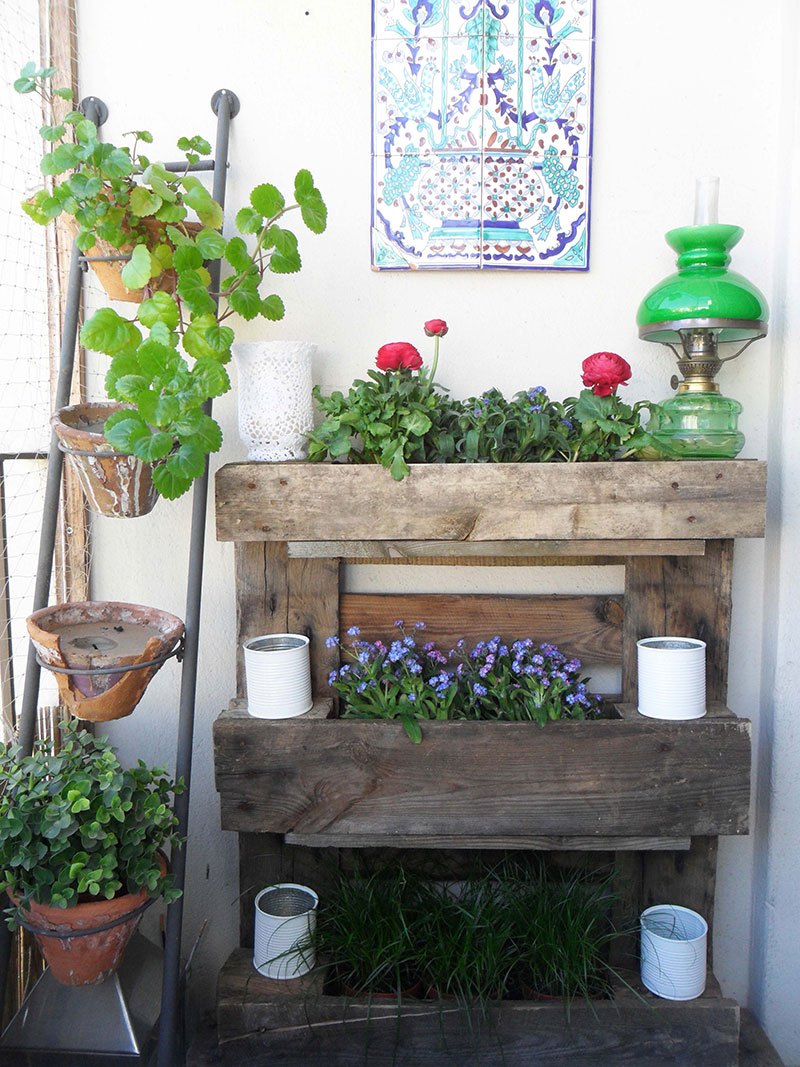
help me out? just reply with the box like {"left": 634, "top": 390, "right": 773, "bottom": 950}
{"left": 650, "top": 391, "right": 745, "bottom": 459}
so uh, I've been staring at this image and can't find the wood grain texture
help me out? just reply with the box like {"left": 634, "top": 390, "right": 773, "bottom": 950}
{"left": 287, "top": 558, "right": 340, "bottom": 698}
{"left": 287, "top": 539, "right": 706, "bottom": 560}
{"left": 339, "top": 593, "right": 623, "bottom": 666}
{"left": 215, "top": 462, "right": 767, "bottom": 543}
{"left": 283, "top": 833, "right": 690, "bottom": 851}
{"left": 235, "top": 542, "right": 289, "bottom": 697}
{"left": 213, "top": 711, "right": 751, "bottom": 838}
{"left": 216, "top": 951, "right": 740, "bottom": 1066}
{"left": 642, "top": 837, "right": 719, "bottom": 967}
{"left": 622, "top": 541, "right": 734, "bottom": 704}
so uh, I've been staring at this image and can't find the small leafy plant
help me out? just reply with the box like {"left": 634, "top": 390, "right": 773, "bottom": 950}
{"left": 16, "top": 64, "right": 327, "bottom": 499}
{"left": 309, "top": 322, "right": 661, "bottom": 477}
{"left": 0, "top": 720, "right": 183, "bottom": 922}
{"left": 327, "top": 623, "right": 601, "bottom": 743}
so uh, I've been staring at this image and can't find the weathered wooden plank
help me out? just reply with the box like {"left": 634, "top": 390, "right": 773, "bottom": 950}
{"left": 235, "top": 542, "right": 289, "bottom": 698}
{"left": 287, "top": 557, "right": 340, "bottom": 698}
{"left": 213, "top": 712, "right": 752, "bottom": 838}
{"left": 284, "top": 833, "right": 691, "bottom": 851}
{"left": 642, "top": 837, "right": 719, "bottom": 967}
{"left": 339, "top": 593, "right": 623, "bottom": 666}
{"left": 216, "top": 951, "right": 740, "bottom": 1066}
{"left": 288, "top": 539, "right": 706, "bottom": 560}
{"left": 215, "top": 462, "right": 767, "bottom": 543}
{"left": 622, "top": 541, "right": 734, "bottom": 709}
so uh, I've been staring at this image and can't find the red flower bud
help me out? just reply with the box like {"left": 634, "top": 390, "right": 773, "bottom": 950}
{"left": 376, "top": 341, "right": 423, "bottom": 371}
{"left": 424, "top": 319, "right": 449, "bottom": 337}
{"left": 581, "top": 351, "right": 632, "bottom": 396}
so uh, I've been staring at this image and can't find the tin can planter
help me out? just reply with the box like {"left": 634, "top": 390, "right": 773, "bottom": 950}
{"left": 637, "top": 637, "right": 706, "bottom": 720}
{"left": 9, "top": 854, "right": 166, "bottom": 986}
{"left": 52, "top": 402, "right": 158, "bottom": 519}
{"left": 253, "top": 883, "right": 318, "bottom": 980}
{"left": 234, "top": 341, "right": 316, "bottom": 461}
{"left": 27, "top": 601, "right": 184, "bottom": 722}
{"left": 640, "top": 904, "right": 708, "bottom": 1001}
{"left": 243, "top": 633, "right": 313, "bottom": 718}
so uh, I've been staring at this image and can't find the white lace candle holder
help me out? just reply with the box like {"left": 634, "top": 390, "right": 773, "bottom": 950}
{"left": 234, "top": 341, "right": 316, "bottom": 461}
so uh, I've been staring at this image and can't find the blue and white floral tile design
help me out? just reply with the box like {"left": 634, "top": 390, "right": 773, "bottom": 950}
{"left": 372, "top": 0, "right": 595, "bottom": 271}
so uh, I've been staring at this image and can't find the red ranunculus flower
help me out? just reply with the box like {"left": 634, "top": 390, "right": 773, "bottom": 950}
{"left": 376, "top": 341, "right": 423, "bottom": 371}
{"left": 581, "top": 351, "right": 632, "bottom": 396}
{"left": 424, "top": 318, "right": 449, "bottom": 337}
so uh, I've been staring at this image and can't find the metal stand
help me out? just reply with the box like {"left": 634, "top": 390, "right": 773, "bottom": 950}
{"left": 0, "top": 88, "right": 239, "bottom": 1067}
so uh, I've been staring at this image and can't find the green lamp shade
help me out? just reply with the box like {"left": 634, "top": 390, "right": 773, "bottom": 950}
{"left": 637, "top": 224, "right": 769, "bottom": 343}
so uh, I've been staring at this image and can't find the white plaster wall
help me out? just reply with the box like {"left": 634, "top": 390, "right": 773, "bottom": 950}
{"left": 73, "top": 0, "right": 794, "bottom": 1053}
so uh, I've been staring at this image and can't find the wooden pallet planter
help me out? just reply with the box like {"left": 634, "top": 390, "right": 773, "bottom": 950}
{"left": 212, "top": 459, "right": 767, "bottom": 1065}
{"left": 216, "top": 950, "right": 740, "bottom": 1067}
{"left": 214, "top": 701, "right": 750, "bottom": 842}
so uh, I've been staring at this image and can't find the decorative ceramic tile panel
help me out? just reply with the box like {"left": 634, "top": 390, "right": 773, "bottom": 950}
{"left": 371, "top": 0, "right": 595, "bottom": 271}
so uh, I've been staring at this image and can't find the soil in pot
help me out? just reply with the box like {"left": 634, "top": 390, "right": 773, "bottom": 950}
{"left": 52, "top": 402, "right": 158, "bottom": 518}
{"left": 9, "top": 854, "right": 167, "bottom": 986}
{"left": 27, "top": 600, "right": 184, "bottom": 722}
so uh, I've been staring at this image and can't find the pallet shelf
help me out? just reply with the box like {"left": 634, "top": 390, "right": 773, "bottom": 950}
{"left": 211, "top": 459, "right": 768, "bottom": 1066}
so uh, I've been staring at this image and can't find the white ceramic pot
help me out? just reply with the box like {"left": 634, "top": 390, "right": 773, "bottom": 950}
{"left": 253, "top": 883, "right": 318, "bottom": 980}
{"left": 243, "top": 633, "right": 313, "bottom": 719}
{"left": 234, "top": 340, "right": 316, "bottom": 461}
{"left": 640, "top": 904, "right": 707, "bottom": 1000}
{"left": 637, "top": 637, "right": 706, "bottom": 720}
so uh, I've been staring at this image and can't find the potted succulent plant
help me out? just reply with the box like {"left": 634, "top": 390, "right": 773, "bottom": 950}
{"left": 0, "top": 720, "right": 182, "bottom": 986}
{"left": 16, "top": 64, "right": 327, "bottom": 503}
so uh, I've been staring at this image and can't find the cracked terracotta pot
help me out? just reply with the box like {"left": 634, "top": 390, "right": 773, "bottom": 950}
{"left": 27, "top": 601, "right": 184, "bottom": 722}
{"left": 9, "top": 853, "right": 167, "bottom": 986}
{"left": 52, "top": 402, "right": 159, "bottom": 518}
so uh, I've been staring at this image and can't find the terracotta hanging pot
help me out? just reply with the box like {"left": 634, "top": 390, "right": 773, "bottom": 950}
{"left": 63, "top": 217, "right": 201, "bottom": 303}
{"left": 26, "top": 601, "right": 184, "bottom": 722}
{"left": 52, "top": 402, "right": 159, "bottom": 518}
{"left": 9, "top": 854, "right": 167, "bottom": 986}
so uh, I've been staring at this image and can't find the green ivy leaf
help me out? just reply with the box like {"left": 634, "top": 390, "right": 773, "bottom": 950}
{"left": 105, "top": 354, "right": 141, "bottom": 393}
{"left": 39, "top": 124, "right": 65, "bottom": 142}
{"left": 260, "top": 295, "right": 285, "bottom": 321}
{"left": 177, "top": 270, "right": 215, "bottom": 316}
{"left": 132, "top": 432, "right": 174, "bottom": 462}
{"left": 104, "top": 414, "right": 151, "bottom": 453}
{"left": 120, "top": 244, "right": 153, "bottom": 290}
{"left": 40, "top": 143, "right": 79, "bottom": 176}
{"left": 191, "top": 360, "right": 230, "bottom": 399}
{"left": 152, "top": 461, "right": 189, "bottom": 500}
{"left": 130, "top": 186, "right": 161, "bottom": 217}
{"left": 135, "top": 339, "right": 180, "bottom": 379}
{"left": 224, "top": 236, "right": 252, "bottom": 272}
{"left": 154, "top": 396, "right": 180, "bottom": 427}
{"left": 52, "top": 87, "right": 73, "bottom": 100}
{"left": 270, "top": 248, "right": 302, "bottom": 274}
{"left": 98, "top": 144, "right": 133, "bottom": 180}
{"left": 154, "top": 201, "right": 187, "bottom": 223}
{"left": 113, "top": 374, "right": 149, "bottom": 402}
{"left": 227, "top": 282, "right": 261, "bottom": 320}
{"left": 80, "top": 308, "right": 142, "bottom": 356}
{"left": 74, "top": 118, "right": 98, "bottom": 144}
{"left": 235, "top": 207, "right": 262, "bottom": 235}
{"left": 183, "top": 315, "right": 233, "bottom": 360}
{"left": 250, "top": 183, "right": 284, "bottom": 218}
{"left": 66, "top": 173, "right": 102, "bottom": 200}
{"left": 194, "top": 228, "right": 226, "bottom": 260}
{"left": 172, "top": 243, "right": 203, "bottom": 272}
{"left": 178, "top": 414, "right": 222, "bottom": 453}
{"left": 138, "top": 292, "right": 180, "bottom": 331}
{"left": 294, "top": 168, "right": 314, "bottom": 200}
{"left": 22, "top": 190, "right": 61, "bottom": 224}
{"left": 300, "top": 192, "right": 327, "bottom": 234}
{"left": 182, "top": 176, "right": 223, "bottom": 228}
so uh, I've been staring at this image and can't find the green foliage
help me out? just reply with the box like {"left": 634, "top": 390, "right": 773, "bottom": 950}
{"left": 310, "top": 379, "right": 661, "bottom": 476}
{"left": 0, "top": 721, "right": 183, "bottom": 922}
{"left": 18, "top": 64, "right": 327, "bottom": 500}
{"left": 316, "top": 860, "right": 630, "bottom": 1009}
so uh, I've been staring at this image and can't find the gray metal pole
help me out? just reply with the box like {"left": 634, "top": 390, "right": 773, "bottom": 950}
{"left": 156, "top": 88, "right": 238, "bottom": 1067}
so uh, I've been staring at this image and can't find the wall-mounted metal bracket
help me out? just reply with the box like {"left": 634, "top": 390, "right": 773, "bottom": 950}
{"left": 211, "top": 88, "right": 241, "bottom": 119}
{"left": 79, "top": 95, "right": 108, "bottom": 127}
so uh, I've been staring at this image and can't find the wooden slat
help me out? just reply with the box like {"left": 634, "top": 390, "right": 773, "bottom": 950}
{"left": 234, "top": 542, "right": 289, "bottom": 698}
{"left": 216, "top": 950, "right": 740, "bottom": 1066}
{"left": 213, "top": 711, "right": 752, "bottom": 838}
{"left": 288, "top": 539, "right": 706, "bottom": 560}
{"left": 287, "top": 558, "right": 340, "bottom": 699}
{"left": 642, "top": 837, "right": 719, "bottom": 967}
{"left": 215, "top": 461, "right": 767, "bottom": 543}
{"left": 284, "top": 833, "right": 691, "bottom": 851}
{"left": 339, "top": 593, "right": 623, "bottom": 666}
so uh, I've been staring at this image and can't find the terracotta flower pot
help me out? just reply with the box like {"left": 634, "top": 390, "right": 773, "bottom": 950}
{"left": 63, "top": 217, "right": 201, "bottom": 303}
{"left": 9, "top": 854, "right": 167, "bottom": 986}
{"left": 51, "top": 402, "right": 158, "bottom": 518}
{"left": 27, "top": 600, "right": 184, "bottom": 722}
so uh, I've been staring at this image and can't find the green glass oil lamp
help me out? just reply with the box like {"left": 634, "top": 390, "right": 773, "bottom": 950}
{"left": 636, "top": 178, "right": 769, "bottom": 458}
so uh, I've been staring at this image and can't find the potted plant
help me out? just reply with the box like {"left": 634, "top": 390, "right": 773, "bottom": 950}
{"left": 0, "top": 720, "right": 182, "bottom": 985}
{"left": 326, "top": 623, "right": 602, "bottom": 743}
{"left": 16, "top": 64, "right": 327, "bottom": 503}
{"left": 308, "top": 321, "right": 662, "bottom": 479}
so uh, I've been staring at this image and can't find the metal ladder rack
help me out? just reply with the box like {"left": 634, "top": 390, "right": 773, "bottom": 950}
{"left": 0, "top": 86, "right": 240, "bottom": 1067}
